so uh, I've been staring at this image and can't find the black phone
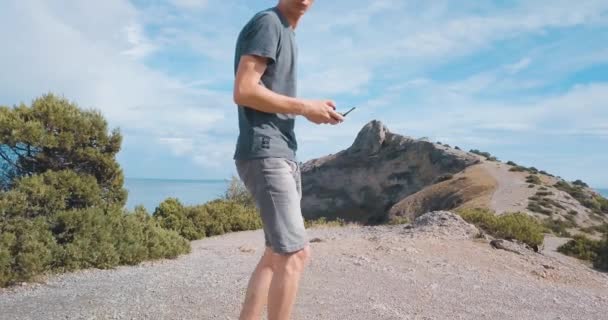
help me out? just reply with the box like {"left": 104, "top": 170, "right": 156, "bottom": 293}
{"left": 340, "top": 107, "right": 356, "bottom": 116}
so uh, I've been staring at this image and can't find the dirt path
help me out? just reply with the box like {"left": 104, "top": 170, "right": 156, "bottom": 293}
{"left": 481, "top": 161, "right": 536, "bottom": 214}
{"left": 2, "top": 221, "right": 607, "bottom": 320}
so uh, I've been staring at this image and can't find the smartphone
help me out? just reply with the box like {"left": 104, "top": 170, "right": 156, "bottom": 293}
{"left": 340, "top": 107, "right": 356, "bottom": 116}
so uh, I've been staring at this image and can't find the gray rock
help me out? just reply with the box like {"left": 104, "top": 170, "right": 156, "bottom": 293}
{"left": 411, "top": 211, "right": 480, "bottom": 239}
{"left": 301, "top": 120, "right": 479, "bottom": 223}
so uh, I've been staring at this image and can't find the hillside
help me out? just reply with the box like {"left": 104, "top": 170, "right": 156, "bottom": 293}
{"left": 302, "top": 120, "right": 608, "bottom": 237}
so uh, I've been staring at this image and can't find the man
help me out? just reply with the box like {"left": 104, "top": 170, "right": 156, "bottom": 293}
{"left": 232, "top": 1, "right": 343, "bottom": 319}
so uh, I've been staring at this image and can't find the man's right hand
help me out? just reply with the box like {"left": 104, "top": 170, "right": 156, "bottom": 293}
{"left": 301, "top": 100, "right": 344, "bottom": 125}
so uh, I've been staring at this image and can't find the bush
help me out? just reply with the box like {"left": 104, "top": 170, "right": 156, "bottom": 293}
{"left": 555, "top": 181, "right": 608, "bottom": 215}
{"left": 526, "top": 175, "right": 541, "bottom": 185}
{"left": 201, "top": 199, "right": 262, "bottom": 236}
{"left": 154, "top": 198, "right": 262, "bottom": 240}
{"left": 0, "top": 216, "right": 60, "bottom": 287}
{"left": 153, "top": 198, "right": 203, "bottom": 241}
{"left": 305, "top": 216, "right": 348, "bottom": 228}
{"left": 572, "top": 180, "right": 589, "bottom": 188}
{"left": 558, "top": 235, "right": 600, "bottom": 261}
{"left": 51, "top": 207, "right": 190, "bottom": 271}
{"left": 506, "top": 161, "right": 517, "bottom": 166}
{"left": 0, "top": 94, "right": 127, "bottom": 207}
{"left": 527, "top": 202, "right": 552, "bottom": 215}
{"left": 0, "top": 206, "right": 189, "bottom": 287}
{"left": 469, "top": 149, "right": 493, "bottom": 160}
{"left": 388, "top": 215, "right": 410, "bottom": 225}
{"left": 510, "top": 166, "right": 527, "bottom": 172}
{"left": 543, "top": 218, "right": 574, "bottom": 237}
{"left": 595, "top": 235, "right": 608, "bottom": 270}
{"left": 222, "top": 175, "right": 255, "bottom": 209}
{"left": 457, "top": 208, "right": 544, "bottom": 248}
{"left": 0, "top": 170, "right": 103, "bottom": 219}
{"left": 435, "top": 174, "right": 453, "bottom": 183}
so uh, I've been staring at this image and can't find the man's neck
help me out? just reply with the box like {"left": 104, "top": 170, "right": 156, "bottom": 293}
{"left": 276, "top": 4, "right": 301, "bottom": 29}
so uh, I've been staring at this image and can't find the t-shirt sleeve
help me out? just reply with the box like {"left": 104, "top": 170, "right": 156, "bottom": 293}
{"left": 239, "top": 14, "right": 280, "bottom": 64}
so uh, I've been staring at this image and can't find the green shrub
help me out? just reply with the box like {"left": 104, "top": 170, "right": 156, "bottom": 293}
{"left": 222, "top": 175, "right": 255, "bottom": 209}
{"left": 510, "top": 166, "right": 527, "bottom": 172}
{"left": 553, "top": 181, "right": 607, "bottom": 214}
{"left": 581, "top": 223, "right": 608, "bottom": 235}
{"left": 558, "top": 235, "right": 600, "bottom": 261}
{"left": 201, "top": 199, "right": 262, "bottom": 236}
{"left": 153, "top": 198, "right": 203, "bottom": 241}
{"left": 0, "top": 94, "right": 127, "bottom": 208}
{"left": 526, "top": 175, "right": 541, "bottom": 185}
{"left": 536, "top": 191, "right": 554, "bottom": 197}
{"left": 572, "top": 180, "right": 589, "bottom": 188}
{"left": 388, "top": 215, "right": 410, "bottom": 225}
{"left": 305, "top": 216, "right": 348, "bottom": 228}
{"left": 506, "top": 161, "right": 517, "bottom": 166}
{"left": 0, "top": 216, "right": 60, "bottom": 287}
{"left": 527, "top": 202, "right": 552, "bottom": 215}
{"left": 594, "top": 235, "right": 608, "bottom": 270}
{"left": 543, "top": 218, "right": 574, "bottom": 237}
{"left": 435, "top": 174, "right": 453, "bottom": 183}
{"left": 469, "top": 149, "right": 493, "bottom": 159}
{"left": 0, "top": 170, "right": 104, "bottom": 219}
{"left": 457, "top": 208, "right": 544, "bottom": 248}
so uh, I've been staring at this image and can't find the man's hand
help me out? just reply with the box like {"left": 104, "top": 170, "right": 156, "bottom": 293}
{"left": 302, "top": 100, "right": 344, "bottom": 125}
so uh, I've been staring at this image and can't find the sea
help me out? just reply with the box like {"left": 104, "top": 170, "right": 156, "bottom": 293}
{"left": 598, "top": 188, "right": 608, "bottom": 198}
{"left": 124, "top": 178, "right": 231, "bottom": 213}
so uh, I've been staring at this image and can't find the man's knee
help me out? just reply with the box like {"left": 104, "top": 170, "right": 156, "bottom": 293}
{"left": 270, "top": 245, "right": 311, "bottom": 273}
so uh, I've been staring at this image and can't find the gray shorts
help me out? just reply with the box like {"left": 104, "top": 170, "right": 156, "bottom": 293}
{"left": 235, "top": 157, "right": 309, "bottom": 255}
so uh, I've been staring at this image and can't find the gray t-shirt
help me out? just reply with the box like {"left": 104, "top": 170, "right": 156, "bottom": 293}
{"left": 233, "top": 6, "right": 298, "bottom": 161}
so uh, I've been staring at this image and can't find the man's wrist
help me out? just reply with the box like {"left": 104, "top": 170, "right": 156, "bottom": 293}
{"left": 293, "top": 99, "right": 308, "bottom": 116}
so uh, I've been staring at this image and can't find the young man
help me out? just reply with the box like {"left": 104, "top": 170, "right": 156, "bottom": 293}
{"left": 232, "top": 1, "right": 343, "bottom": 319}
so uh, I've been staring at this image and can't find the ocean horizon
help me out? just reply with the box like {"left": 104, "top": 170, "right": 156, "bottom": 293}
{"left": 124, "top": 177, "right": 231, "bottom": 213}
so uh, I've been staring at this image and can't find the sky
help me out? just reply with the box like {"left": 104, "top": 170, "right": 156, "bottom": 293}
{"left": 0, "top": 0, "right": 607, "bottom": 188}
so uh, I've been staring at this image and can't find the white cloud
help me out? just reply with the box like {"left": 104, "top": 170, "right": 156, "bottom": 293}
{"left": 159, "top": 137, "right": 194, "bottom": 156}
{"left": 505, "top": 57, "right": 532, "bottom": 74}
{"left": 0, "top": 0, "right": 235, "bottom": 173}
{"left": 122, "top": 23, "right": 157, "bottom": 58}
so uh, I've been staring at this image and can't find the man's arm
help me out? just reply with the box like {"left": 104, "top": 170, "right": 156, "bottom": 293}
{"left": 233, "top": 54, "right": 344, "bottom": 124}
{"left": 233, "top": 54, "right": 306, "bottom": 115}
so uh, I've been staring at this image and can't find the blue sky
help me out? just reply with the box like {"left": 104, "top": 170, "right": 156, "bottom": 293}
{"left": 1, "top": 0, "right": 607, "bottom": 188}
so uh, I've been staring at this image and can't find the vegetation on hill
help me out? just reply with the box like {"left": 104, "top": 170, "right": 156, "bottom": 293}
{"left": 457, "top": 208, "right": 544, "bottom": 248}
{"left": 554, "top": 181, "right": 608, "bottom": 215}
{"left": 558, "top": 234, "right": 608, "bottom": 270}
{"left": 469, "top": 149, "right": 498, "bottom": 161}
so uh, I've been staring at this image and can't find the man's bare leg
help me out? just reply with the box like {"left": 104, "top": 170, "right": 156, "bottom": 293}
{"left": 239, "top": 246, "right": 275, "bottom": 320}
{"left": 267, "top": 245, "right": 311, "bottom": 320}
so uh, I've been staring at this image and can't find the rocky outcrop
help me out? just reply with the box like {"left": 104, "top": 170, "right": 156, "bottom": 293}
{"left": 300, "top": 120, "right": 480, "bottom": 224}
{"left": 409, "top": 211, "right": 480, "bottom": 239}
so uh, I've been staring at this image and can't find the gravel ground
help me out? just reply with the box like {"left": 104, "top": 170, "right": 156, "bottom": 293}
{"left": 1, "top": 212, "right": 608, "bottom": 320}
